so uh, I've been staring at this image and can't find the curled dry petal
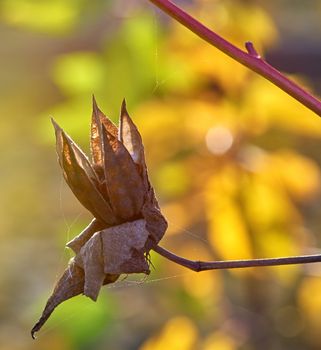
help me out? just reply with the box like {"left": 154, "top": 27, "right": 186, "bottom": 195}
{"left": 52, "top": 119, "right": 117, "bottom": 225}
{"left": 102, "top": 126, "right": 145, "bottom": 220}
{"left": 31, "top": 260, "right": 85, "bottom": 339}
{"left": 31, "top": 260, "right": 118, "bottom": 339}
{"left": 66, "top": 218, "right": 104, "bottom": 254}
{"left": 75, "top": 232, "right": 106, "bottom": 301}
{"left": 74, "top": 220, "right": 150, "bottom": 301}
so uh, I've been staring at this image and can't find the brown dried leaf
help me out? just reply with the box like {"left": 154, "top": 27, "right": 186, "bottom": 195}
{"left": 102, "top": 126, "right": 145, "bottom": 220}
{"left": 91, "top": 96, "right": 118, "bottom": 166}
{"left": 52, "top": 119, "right": 116, "bottom": 225}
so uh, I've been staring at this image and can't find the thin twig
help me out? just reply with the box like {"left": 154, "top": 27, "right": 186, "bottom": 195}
{"left": 153, "top": 245, "right": 321, "bottom": 271}
{"left": 148, "top": 0, "right": 321, "bottom": 117}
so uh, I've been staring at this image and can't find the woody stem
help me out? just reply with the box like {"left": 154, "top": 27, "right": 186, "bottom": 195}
{"left": 147, "top": 0, "right": 321, "bottom": 117}
{"left": 153, "top": 245, "right": 321, "bottom": 271}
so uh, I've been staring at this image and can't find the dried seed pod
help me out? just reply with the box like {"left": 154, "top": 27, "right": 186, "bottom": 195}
{"left": 32, "top": 99, "right": 167, "bottom": 339}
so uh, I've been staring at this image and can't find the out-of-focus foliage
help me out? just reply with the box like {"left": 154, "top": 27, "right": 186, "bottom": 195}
{"left": 0, "top": 0, "right": 102, "bottom": 34}
{"left": 1, "top": 0, "right": 321, "bottom": 349}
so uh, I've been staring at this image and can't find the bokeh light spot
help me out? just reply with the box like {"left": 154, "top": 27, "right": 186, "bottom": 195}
{"left": 206, "top": 126, "right": 233, "bottom": 155}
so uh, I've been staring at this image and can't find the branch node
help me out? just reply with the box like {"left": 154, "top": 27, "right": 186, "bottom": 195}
{"left": 194, "top": 261, "right": 202, "bottom": 272}
{"left": 245, "top": 41, "right": 261, "bottom": 58}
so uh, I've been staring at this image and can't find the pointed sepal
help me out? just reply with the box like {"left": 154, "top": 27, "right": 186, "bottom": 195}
{"left": 119, "top": 99, "right": 146, "bottom": 165}
{"left": 31, "top": 260, "right": 85, "bottom": 339}
{"left": 31, "top": 260, "right": 119, "bottom": 339}
{"left": 119, "top": 99, "right": 150, "bottom": 192}
{"left": 102, "top": 125, "right": 145, "bottom": 220}
{"left": 52, "top": 119, "right": 116, "bottom": 225}
{"left": 91, "top": 96, "right": 118, "bottom": 166}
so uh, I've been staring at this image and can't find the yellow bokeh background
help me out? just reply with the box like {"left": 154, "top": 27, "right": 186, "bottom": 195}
{"left": 1, "top": 0, "right": 321, "bottom": 349}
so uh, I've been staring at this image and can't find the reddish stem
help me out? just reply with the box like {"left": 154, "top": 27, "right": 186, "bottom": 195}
{"left": 148, "top": 0, "right": 321, "bottom": 117}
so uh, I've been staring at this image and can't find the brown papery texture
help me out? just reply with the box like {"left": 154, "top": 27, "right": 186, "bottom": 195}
{"left": 31, "top": 99, "right": 167, "bottom": 339}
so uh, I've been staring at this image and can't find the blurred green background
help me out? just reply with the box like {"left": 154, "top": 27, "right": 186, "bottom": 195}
{"left": 1, "top": 0, "right": 321, "bottom": 349}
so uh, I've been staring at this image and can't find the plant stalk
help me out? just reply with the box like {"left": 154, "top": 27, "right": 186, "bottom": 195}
{"left": 153, "top": 245, "right": 321, "bottom": 271}
{"left": 148, "top": 0, "right": 321, "bottom": 117}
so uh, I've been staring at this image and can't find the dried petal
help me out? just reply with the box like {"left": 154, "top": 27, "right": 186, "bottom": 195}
{"left": 101, "top": 219, "right": 150, "bottom": 274}
{"left": 31, "top": 260, "right": 84, "bottom": 339}
{"left": 31, "top": 260, "right": 118, "bottom": 338}
{"left": 73, "top": 220, "right": 149, "bottom": 302}
{"left": 73, "top": 220, "right": 149, "bottom": 301}
{"left": 75, "top": 232, "right": 105, "bottom": 301}
{"left": 67, "top": 218, "right": 104, "bottom": 254}
{"left": 52, "top": 119, "right": 117, "bottom": 225}
{"left": 91, "top": 96, "right": 118, "bottom": 166}
{"left": 142, "top": 188, "right": 168, "bottom": 248}
{"left": 102, "top": 125, "right": 145, "bottom": 220}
